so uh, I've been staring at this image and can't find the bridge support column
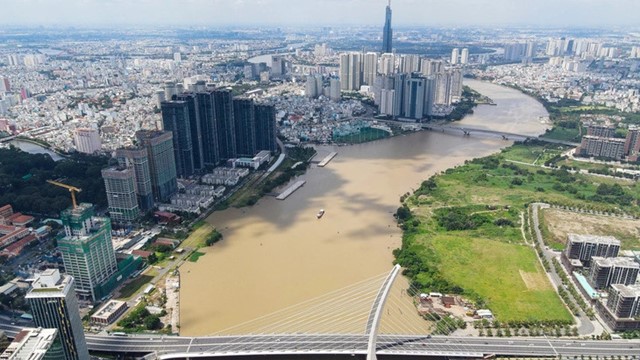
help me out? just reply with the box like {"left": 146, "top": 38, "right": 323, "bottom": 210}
{"left": 365, "top": 264, "right": 401, "bottom": 360}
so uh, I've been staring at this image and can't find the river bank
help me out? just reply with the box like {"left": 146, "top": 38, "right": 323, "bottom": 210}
{"left": 178, "top": 79, "right": 551, "bottom": 336}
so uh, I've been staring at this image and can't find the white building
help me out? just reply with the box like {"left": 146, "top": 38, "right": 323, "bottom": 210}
{"left": 74, "top": 128, "right": 101, "bottom": 154}
{"left": 451, "top": 48, "right": 459, "bottom": 65}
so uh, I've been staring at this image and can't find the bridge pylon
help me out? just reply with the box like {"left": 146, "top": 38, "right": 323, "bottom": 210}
{"left": 365, "top": 264, "right": 402, "bottom": 360}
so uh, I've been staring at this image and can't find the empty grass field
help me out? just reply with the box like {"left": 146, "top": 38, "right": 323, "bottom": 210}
{"left": 396, "top": 143, "right": 640, "bottom": 323}
{"left": 427, "top": 235, "right": 572, "bottom": 322}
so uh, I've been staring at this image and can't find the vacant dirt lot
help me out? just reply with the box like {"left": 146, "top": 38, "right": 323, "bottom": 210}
{"left": 541, "top": 208, "right": 640, "bottom": 250}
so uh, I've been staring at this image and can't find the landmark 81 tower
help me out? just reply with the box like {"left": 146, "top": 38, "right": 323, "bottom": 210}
{"left": 382, "top": 0, "right": 393, "bottom": 53}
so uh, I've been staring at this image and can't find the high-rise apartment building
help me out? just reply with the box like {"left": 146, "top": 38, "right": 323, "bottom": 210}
{"left": 196, "top": 91, "right": 220, "bottom": 166}
{"left": 175, "top": 93, "right": 204, "bottom": 172}
{"left": 460, "top": 48, "right": 469, "bottom": 64}
{"left": 379, "top": 89, "right": 395, "bottom": 116}
{"left": 233, "top": 98, "right": 257, "bottom": 157}
{"left": 329, "top": 78, "right": 341, "bottom": 102}
{"left": 161, "top": 100, "right": 195, "bottom": 177}
{"left": 449, "top": 69, "right": 463, "bottom": 102}
{"left": 625, "top": 126, "right": 640, "bottom": 161}
{"left": 339, "top": 53, "right": 362, "bottom": 91}
{"left": 420, "top": 59, "right": 443, "bottom": 76}
{"left": 382, "top": 1, "right": 393, "bottom": 53}
{"left": 578, "top": 135, "right": 625, "bottom": 160}
{"left": 400, "top": 54, "right": 419, "bottom": 74}
{"left": 212, "top": 89, "right": 237, "bottom": 160}
{"left": 392, "top": 73, "right": 406, "bottom": 118}
{"left": 451, "top": 48, "right": 459, "bottom": 65}
{"left": 26, "top": 269, "right": 90, "bottom": 360}
{"left": 564, "top": 234, "right": 620, "bottom": 267}
{"left": 255, "top": 104, "right": 277, "bottom": 153}
{"left": 135, "top": 130, "right": 178, "bottom": 202}
{"left": 587, "top": 124, "right": 616, "bottom": 138}
{"left": 305, "top": 74, "right": 323, "bottom": 99}
{"left": 363, "top": 52, "right": 379, "bottom": 86}
{"left": 435, "top": 72, "right": 453, "bottom": 105}
{"left": 74, "top": 128, "right": 101, "bottom": 154}
{"left": 379, "top": 53, "right": 396, "bottom": 75}
{"left": 589, "top": 257, "right": 640, "bottom": 290}
{"left": 607, "top": 284, "right": 640, "bottom": 318}
{"left": 116, "top": 148, "right": 154, "bottom": 211}
{"left": 271, "top": 55, "right": 286, "bottom": 78}
{"left": 57, "top": 203, "right": 118, "bottom": 302}
{"left": 101, "top": 167, "right": 140, "bottom": 223}
{"left": 403, "top": 76, "right": 427, "bottom": 119}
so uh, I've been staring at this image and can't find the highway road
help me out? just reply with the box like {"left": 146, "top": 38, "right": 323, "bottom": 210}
{"left": 2, "top": 323, "right": 637, "bottom": 358}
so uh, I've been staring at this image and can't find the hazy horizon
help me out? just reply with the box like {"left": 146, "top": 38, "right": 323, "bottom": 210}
{"left": 0, "top": 0, "right": 639, "bottom": 28}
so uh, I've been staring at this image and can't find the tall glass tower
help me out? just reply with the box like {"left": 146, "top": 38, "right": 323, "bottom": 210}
{"left": 135, "top": 130, "right": 178, "bottom": 202}
{"left": 382, "top": 0, "right": 393, "bottom": 53}
{"left": 26, "top": 269, "right": 90, "bottom": 360}
{"left": 57, "top": 203, "right": 118, "bottom": 302}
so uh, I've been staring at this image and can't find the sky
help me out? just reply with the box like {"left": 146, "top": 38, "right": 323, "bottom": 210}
{"left": 1, "top": 0, "right": 639, "bottom": 28}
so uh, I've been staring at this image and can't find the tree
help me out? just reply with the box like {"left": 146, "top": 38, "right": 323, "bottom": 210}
{"left": 205, "top": 230, "right": 223, "bottom": 246}
{"left": 144, "top": 315, "right": 162, "bottom": 330}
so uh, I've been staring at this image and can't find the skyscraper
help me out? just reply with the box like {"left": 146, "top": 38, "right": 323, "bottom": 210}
{"left": 382, "top": 0, "right": 393, "bottom": 53}
{"left": 175, "top": 93, "right": 204, "bottom": 172}
{"left": 212, "top": 89, "right": 237, "bottom": 160}
{"left": 363, "top": 52, "right": 379, "bottom": 86}
{"left": 57, "top": 203, "right": 118, "bottom": 302}
{"left": 379, "top": 53, "right": 396, "bottom": 75}
{"left": 26, "top": 269, "right": 89, "bottom": 360}
{"left": 339, "top": 53, "right": 362, "bottom": 91}
{"left": 254, "top": 104, "right": 277, "bottom": 153}
{"left": 135, "top": 130, "right": 178, "bottom": 203}
{"left": 116, "top": 147, "right": 154, "bottom": 211}
{"left": 233, "top": 98, "right": 257, "bottom": 157}
{"left": 329, "top": 78, "right": 341, "bottom": 102}
{"left": 392, "top": 73, "right": 406, "bottom": 118}
{"left": 403, "top": 76, "right": 427, "bottom": 119}
{"left": 102, "top": 166, "right": 140, "bottom": 223}
{"left": 451, "top": 48, "right": 459, "bottom": 65}
{"left": 161, "top": 100, "right": 195, "bottom": 177}
{"left": 400, "top": 54, "right": 419, "bottom": 74}
{"left": 460, "top": 48, "right": 469, "bottom": 64}
{"left": 196, "top": 90, "right": 220, "bottom": 166}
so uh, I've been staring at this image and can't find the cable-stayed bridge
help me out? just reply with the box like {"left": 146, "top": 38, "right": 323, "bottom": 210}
{"left": 2, "top": 265, "right": 639, "bottom": 359}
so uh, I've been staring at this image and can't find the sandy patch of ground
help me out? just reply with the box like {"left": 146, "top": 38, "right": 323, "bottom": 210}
{"left": 542, "top": 208, "right": 640, "bottom": 250}
{"left": 519, "top": 270, "right": 551, "bottom": 291}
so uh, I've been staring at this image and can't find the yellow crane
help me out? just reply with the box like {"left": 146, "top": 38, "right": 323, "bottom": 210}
{"left": 46, "top": 180, "right": 82, "bottom": 209}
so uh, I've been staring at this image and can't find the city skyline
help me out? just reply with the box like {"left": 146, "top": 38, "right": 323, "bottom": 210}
{"left": 1, "top": 0, "right": 639, "bottom": 28}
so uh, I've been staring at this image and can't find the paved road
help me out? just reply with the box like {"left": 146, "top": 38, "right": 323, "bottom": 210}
{"left": 530, "top": 203, "right": 597, "bottom": 336}
{"left": 0, "top": 323, "right": 638, "bottom": 358}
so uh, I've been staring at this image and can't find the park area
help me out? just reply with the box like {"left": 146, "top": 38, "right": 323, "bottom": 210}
{"left": 395, "top": 142, "right": 640, "bottom": 324}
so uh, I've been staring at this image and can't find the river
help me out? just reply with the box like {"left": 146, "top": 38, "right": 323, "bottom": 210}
{"left": 178, "top": 79, "right": 550, "bottom": 336}
{"left": 8, "top": 139, "right": 64, "bottom": 161}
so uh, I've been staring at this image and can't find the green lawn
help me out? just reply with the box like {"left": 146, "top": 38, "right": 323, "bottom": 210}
{"left": 397, "top": 143, "right": 640, "bottom": 324}
{"left": 427, "top": 236, "right": 572, "bottom": 323}
{"left": 189, "top": 251, "right": 206, "bottom": 262}
{"left": 333, "top": 127, "right": 390, "bottom": 144}
{"left": 541, "top": 127, "right": 582, "bottom": 142}
{"left": 502, "top": 144, "right": 565, "bottom": 165}
{"left": 117, "top": 275, "right": 154, "bottom": 300}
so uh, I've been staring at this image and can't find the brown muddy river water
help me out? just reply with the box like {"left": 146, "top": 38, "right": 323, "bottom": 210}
{"left": 178, "top": 80, "right": 550, "bottom": 336}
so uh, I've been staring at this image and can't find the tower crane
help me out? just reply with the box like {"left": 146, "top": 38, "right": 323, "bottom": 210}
{"left": 46, "top": 180, "right": 82, "bottom": 209}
